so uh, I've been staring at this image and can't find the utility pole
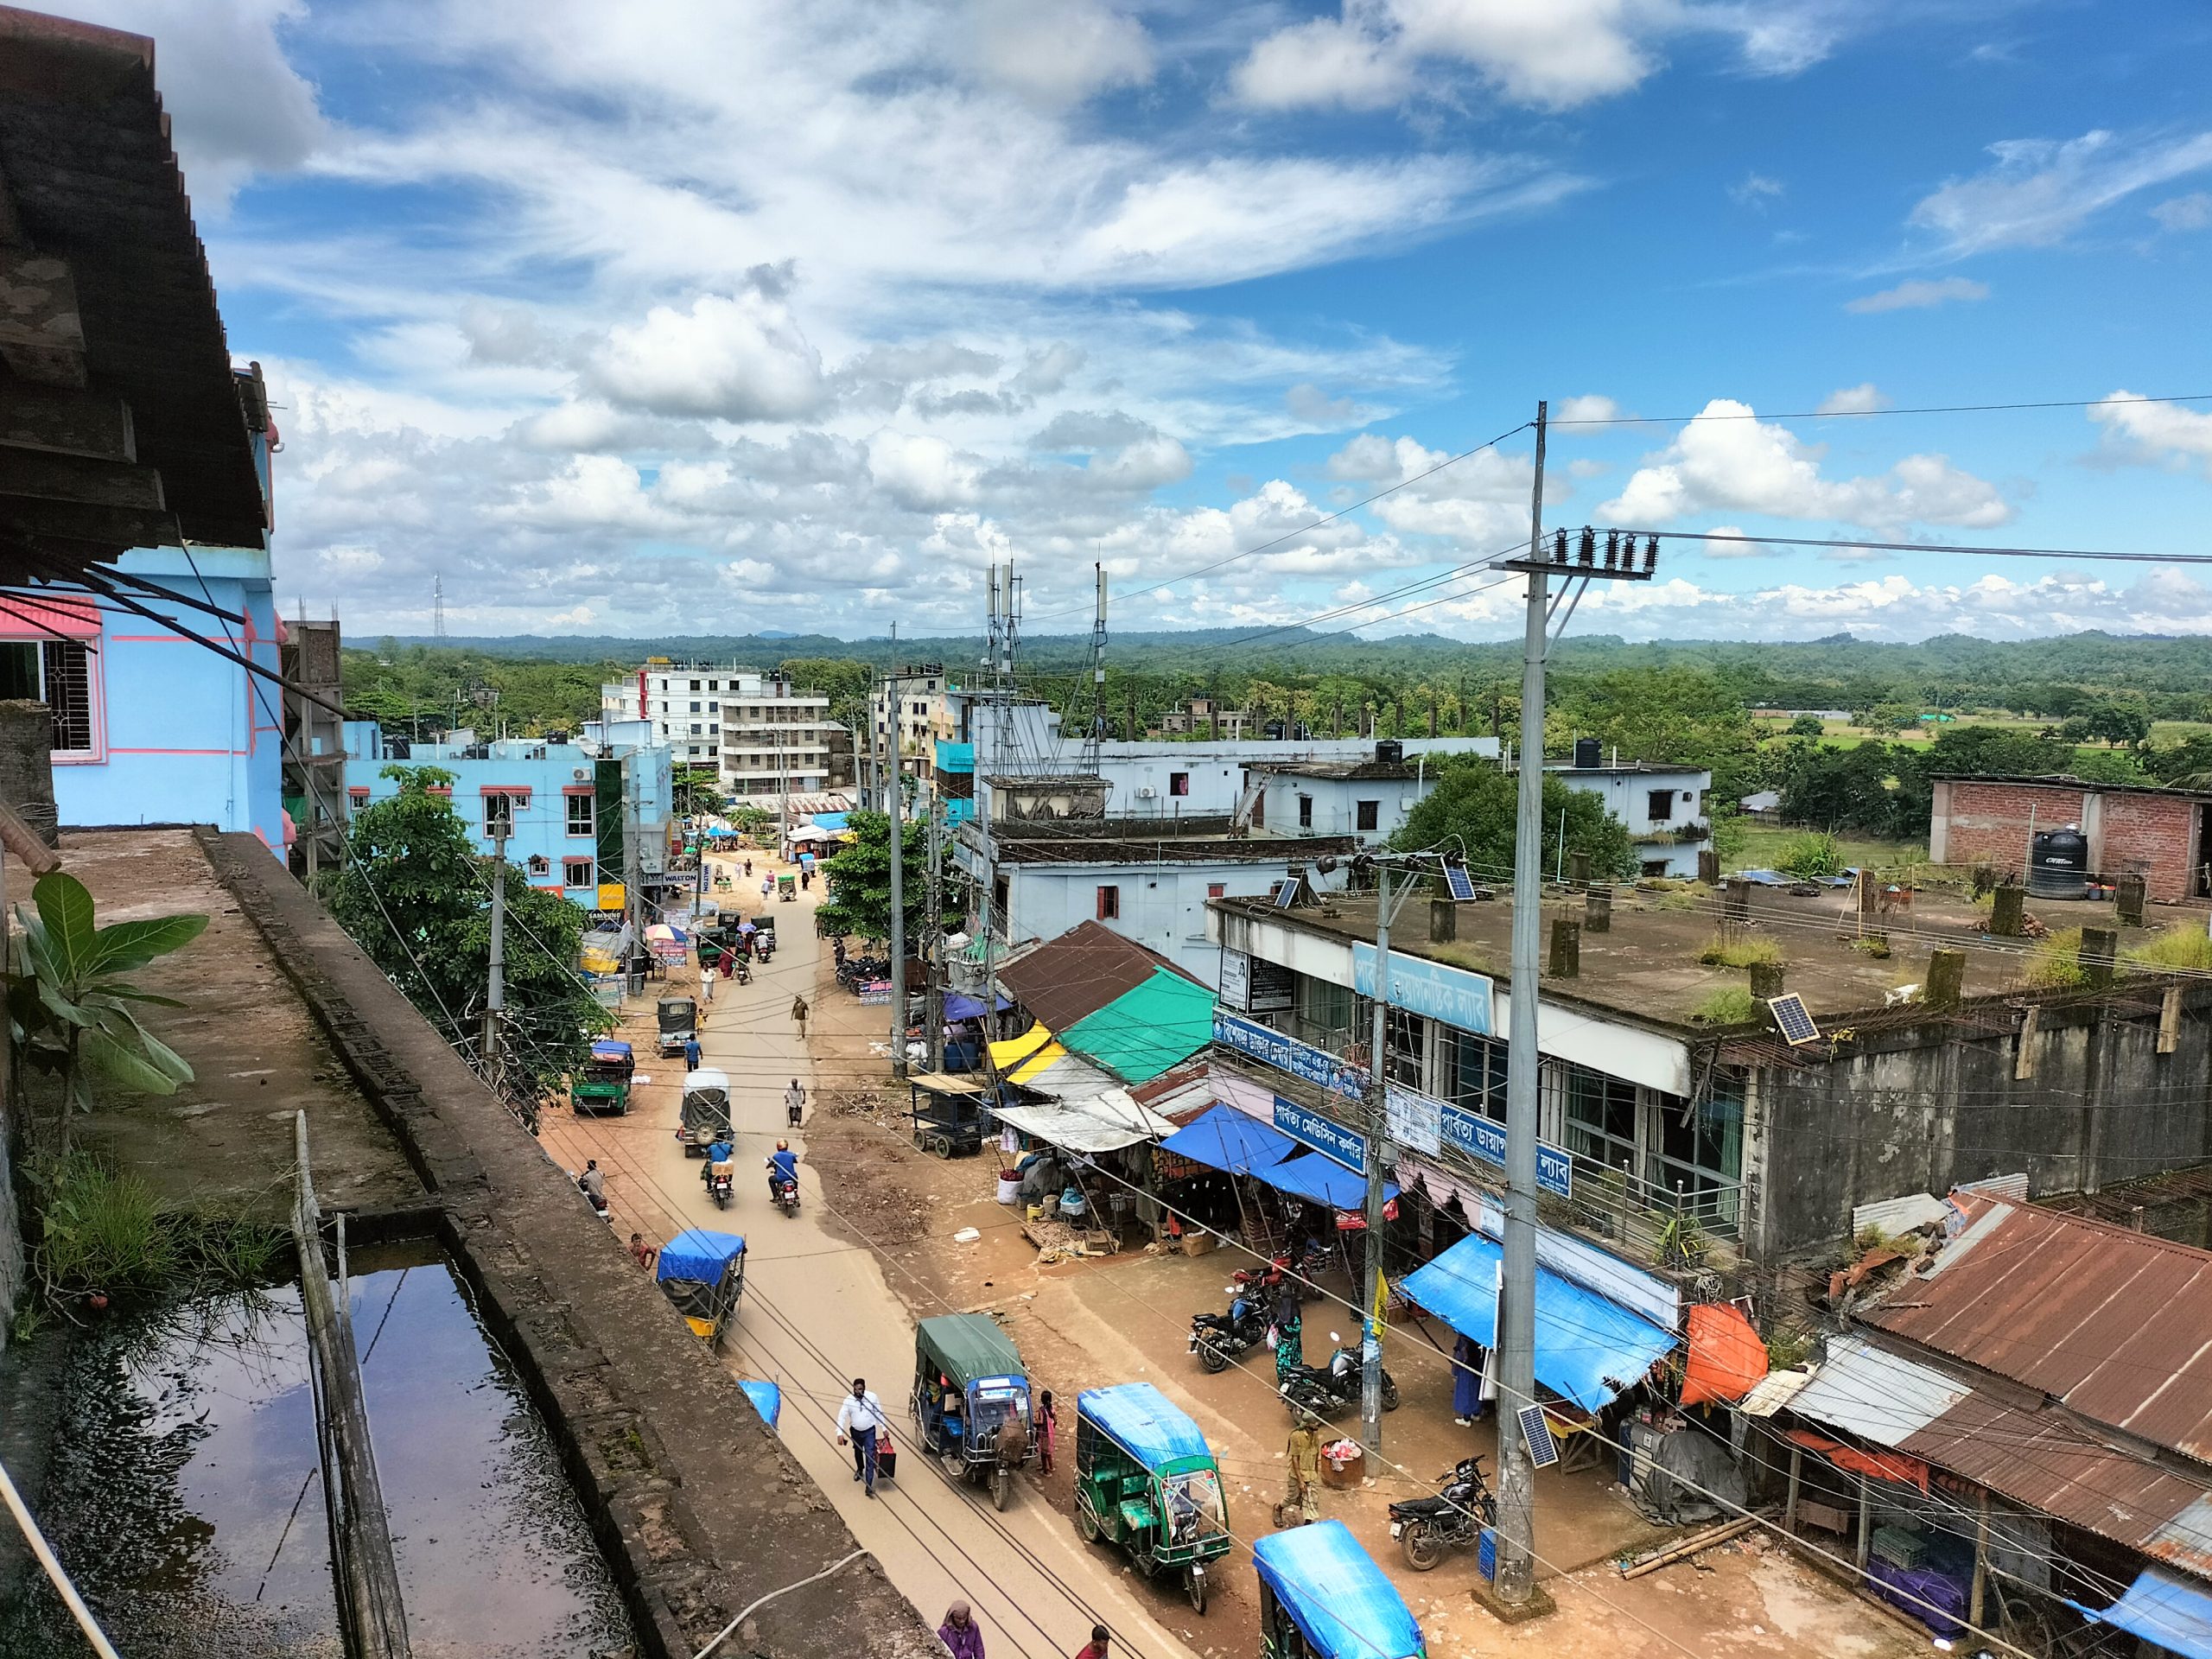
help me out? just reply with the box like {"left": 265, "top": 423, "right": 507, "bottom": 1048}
{"left": 925, "top": 798, "right": 945, "bottom": 1071}
{"left": 623, "top": 756, "right": 643, "bottom": 1001}
{"left": 484, "top": 811, "right": 508, "bottom": 1097}
{"left": 1360, "top": 861, "right": 1395, "bottom": 1453}
{"left": 1491, "top": 407, "right": 1659, "bottom": 1608}
{"left": 1082, "top": 563, "right": 1107, "bottom": 776}
{"left": 887, "top": 666, "right": 908, "bottom": 1078}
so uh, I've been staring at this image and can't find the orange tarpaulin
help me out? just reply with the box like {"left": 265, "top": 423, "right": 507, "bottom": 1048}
{"left": 1783, "top": 1428, "right": 1930, "bottom": 1494}
{"left": 1680, "top": 1302, "right": 1770, "bottom": 1408}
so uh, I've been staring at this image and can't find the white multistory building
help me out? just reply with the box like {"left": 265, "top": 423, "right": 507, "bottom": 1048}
{"left": 601, "top": 664, "right": 832, "bottom": 799}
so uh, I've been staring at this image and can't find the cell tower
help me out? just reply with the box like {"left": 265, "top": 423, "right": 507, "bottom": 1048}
{"left": 1080, "top": 563, "right": 1107, "bottom": 775}
{"left": 432, "top": 573, "right": 446, "bottom": 640}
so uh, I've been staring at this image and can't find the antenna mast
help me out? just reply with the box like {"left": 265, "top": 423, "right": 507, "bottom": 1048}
{"left": 432, "top": 573, "right": 446, "bottom": 641}
{"left": 1081, "top": 563, "right": 1107, "bottom": 775}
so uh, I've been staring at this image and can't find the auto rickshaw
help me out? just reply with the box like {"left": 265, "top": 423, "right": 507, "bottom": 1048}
{"left": 1073, "top": 1382, "right": 1231, "bottom": 1612}
{"left": 678, "top": 1067, "right": 732, "bottom": 1155}
{"left": 911, "top": 1313, "right": 1033, "bottom": 1510}
{"left": 1252, "top": 1519, "right": 1427, "bottom": 1659}
{"left": 570, "top": 1039, "right": 633, "bottom": 1116}
{"left": 777, "top": 874, "right": 797, "bottom": 901}
{"left": 656, "top": 1229, "right": 746, "bottom": 1347}
{"left": 657, "top": 995, "right": 696, "bottom": 1058}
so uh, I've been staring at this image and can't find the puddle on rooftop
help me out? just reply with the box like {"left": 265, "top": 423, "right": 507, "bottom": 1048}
{"left": 0, "top": 1243, "right": 633, "bottom": 1658}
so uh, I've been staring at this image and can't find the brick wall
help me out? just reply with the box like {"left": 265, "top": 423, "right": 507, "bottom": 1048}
{"left": 1937, "top": 779, "right": 2204, "bottom": 901}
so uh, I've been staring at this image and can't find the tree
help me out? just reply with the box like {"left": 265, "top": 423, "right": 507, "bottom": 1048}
{"left": 671, "top": 764, "right": 726, "bottom": 818}
{"left": 2145, "top": 734, "right": 2212, "bottom": 787}
{"left": 1787, "top": 715, "right": 1825, "bottom": 737}
{"left": 5, "top": 872, "right": 206, "bottom": 1157}
{"left": 324, "top": 766, "right": 604, "bottom": 1105}
{"left": 2082, "top": 696, "right": 2152, "bottom": 748}
{"left": 1392, "top": 755, "right": 1636, "bottom": 880}
{"left": 1777, "top": 741, "right": 1904, "bottom": 839}
{"left": 814, "top": 809, "right": 960, "bottom": 943}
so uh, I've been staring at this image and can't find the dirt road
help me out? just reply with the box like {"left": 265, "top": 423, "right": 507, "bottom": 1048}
{"left": 546, "top": 871, "right": 1206, "bottom": 1659}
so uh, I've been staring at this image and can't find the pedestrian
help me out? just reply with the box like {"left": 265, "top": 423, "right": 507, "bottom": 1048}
{"left": 1272, "top": 1282, "right": 1304, "bottom": 1389}
{"left": 833, "top": 938, "right": 847, "bottom": 968}
{"left": 1452, "top": 1332, "right": 1487, "bottom": 1426}
{"left": 745, "top": 858, "right": 753, "bottom": 877}
{"left": 684, "top": 1036, "right": 702, "bottom": 1072}
{"left": 627, "top": 1232, "right": 657, "bottom": 1271}
{"left": 1035, "top": 1389, "right": 1057, "bottom": 1475}
{"left": 836, "top": 1376, "right": 889, "bottom": 1497}
{"left": 1074, "top": 1624, "right": 1110, "bottom": 1659}
{"left": 702, "top": 967, "right": 715, "bottom": 1003}
{"left": 762, "top": 874, "right": 773, "bottom": 900}
{"left": 791, "top": 994, "right": 810, "bottom": 1040}
{"left": 785, "top": 1077, "right": 806, "bottom": 1128}
{"left": 938, "top": 1600, "right": 985, "bottom": 1659}
{"left": 1280, "top": 1412, "right": 1322, "bottom": 1527}
{"left": 577, "top": 1160, "right": 605, "bottom": 1205}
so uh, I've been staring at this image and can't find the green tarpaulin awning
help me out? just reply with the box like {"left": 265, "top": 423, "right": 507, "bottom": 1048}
{"left": 1060, "top": 967, "right": 1215, "bottom": 1084}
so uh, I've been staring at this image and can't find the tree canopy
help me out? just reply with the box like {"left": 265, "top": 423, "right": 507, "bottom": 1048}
{"left": 1391, "top": 756, "right": 1636, "bottom": 880}
{"left": 814, "top": 808, "right": 961, "bottom": 942}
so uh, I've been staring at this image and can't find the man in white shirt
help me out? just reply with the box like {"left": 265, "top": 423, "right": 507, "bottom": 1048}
{"left": 836, "top": 1376, "right": 888, "bottom": 1497}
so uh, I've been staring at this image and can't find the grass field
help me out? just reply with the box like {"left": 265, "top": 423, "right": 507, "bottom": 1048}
{"left": 1733, "top": 823, "right": 1929, "bottom": 872}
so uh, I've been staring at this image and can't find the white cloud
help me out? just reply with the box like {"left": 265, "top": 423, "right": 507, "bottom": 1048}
{"left": 585, "top": 290, "right": 827, "bottom": 422}
{"left": 961, "top": 0, "right": 1152, "bottom": 109}
{"left": 1845, "top": 276, "right": 1990, "bottom": 314}
{"left": 867, "top": 430, "right": 982, "bottom": 510}
{"left": 1816, "top": 383, "right": 1888, "bottom": 416}
{"left": 1698, "top": 524, "right": 1767, "bottom": 558}
{"left": 1554, "top": 393, "right": 1620, "bottom": 426}
{"left": 1729, "top": 172, "right": 1784, "bottom": 207}
{"left": 1909, "top": 129, "right": 2212, "bottom": 255}
{"left": 1286, "top": 383, "right": 1363, "bottom": 426}
{"left": 2152, "top": 192, "right": 2212, "bottom": 232}
{"left": 2089, "top": 391, "right": 2212, "bottom": 476}
{"left": 1600, "top": 399, "right": 2011, "bottom": 532}
{"left": 1322, "top": 432, "right": 1532, "bottom": 546}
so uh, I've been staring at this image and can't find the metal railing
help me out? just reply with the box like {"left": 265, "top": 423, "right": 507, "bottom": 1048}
{"left": 1562, "top": 1154, "right": 1743, "bottom": 1264}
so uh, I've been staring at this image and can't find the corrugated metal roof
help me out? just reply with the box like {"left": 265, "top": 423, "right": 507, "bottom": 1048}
{"left": 995, "top": 920, "right": 1201, "bottom": 1034}
{"left": 1791, "top": 1336, "right": 1971, "bottom": 1447}
{"left": 1866, "top": 1193, "right": 2212, "bottom": 1466}
{"left": 1738, "top": 1367, "right": 1814, "bottom": 1418}
{"left": 1851, "top": 1192, "right": 1953, "bottom": 1238}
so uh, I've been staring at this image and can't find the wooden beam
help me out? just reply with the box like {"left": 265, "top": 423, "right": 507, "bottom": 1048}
{"left": 0, "top": 496, "right": 174, "bottom": 548}
{"left": 0, "top": 383, "right": 133, "bottom": 461}
{"left": 0, "top": 447, "right": 163, "bottom": 512}
{"left": 0, "top": 253, "right": 88, "bottom": 387}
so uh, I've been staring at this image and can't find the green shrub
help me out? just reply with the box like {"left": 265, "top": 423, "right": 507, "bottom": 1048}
{"left": 1692, "top": 987, "right": 1758, "bottom": 1024}
{"left": 1778, "top": 832, "right": 1845, "bottom": 880}
{"left": 2126, "top": 926, "right": 2212, "bottom": 972}
{"left": 1698, "top": 934, "right": 1782, "bottom": 969}
{"left": 27, "top": 1155, "right": 285, "bottom": 1314}
{"left": 2027, "top": 926, "right": 2087, "bottom": 989}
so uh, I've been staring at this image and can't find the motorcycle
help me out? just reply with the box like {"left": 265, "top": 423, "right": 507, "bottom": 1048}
{"left": 734, "top": 957, "right": 753, "bottom": 985}
{"left": 707, "top": 1166, "right": 734, "bottom": 1210}
{"left": 1388, "top": 1456, "right": 1499, "bottom": 1571}
{"left": 1186, "top": 1296, "right": 1269, "bottom": 1374}
{"left": 772, "top": 1174, "right": 800, "bottom": 1217}
{"left": 1279, "top": 1340, "right": 1399, "bottom": 1417}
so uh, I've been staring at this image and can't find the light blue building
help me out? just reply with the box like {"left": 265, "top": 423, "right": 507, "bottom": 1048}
{"left": 344, "top": 722, "right": 674, "bottom": 913}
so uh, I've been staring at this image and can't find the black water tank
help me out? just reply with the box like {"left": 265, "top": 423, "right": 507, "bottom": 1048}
{"left": 1573, "top": 737, "right": 1603, "bottom": 769}
{"left": 2027, "top": 827, "right": 2089, "bottom": 898}
{"left": 1376, "top": 739, "right": 1404, "bottom": 766}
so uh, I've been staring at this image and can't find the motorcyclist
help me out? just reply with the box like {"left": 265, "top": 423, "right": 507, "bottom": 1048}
{"left": 702, "top": 1136, "right": 734, "bottom": 1194}
{"left": 766, "top": 1138, "right": 800, "bottom": 1202}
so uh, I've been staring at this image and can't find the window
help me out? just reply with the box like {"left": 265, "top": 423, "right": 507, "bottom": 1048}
{"left": 1356, "top": 799, "right": 1380, "bottom": 832}
{"left": 1170, "top": 771, "right": 1191, "bottom": 797}
{"left": 563, "top": 856, "right": 596, "bottom": 888}
{"left": 1566, "top": 1069, "right": 1639, "bottom": 1173}
{"left": 0, "top": 639, "right": 99, "bottom": 756}
{"left": 1646, "top": 788, "right": 1674, "bottom": 821}
{"left": 689, "top": 679, "right": 701, "bottom": 691}
{"left": 482, "top": 790, "right": 526, "bottom": 834}
{"left": 1448, "top": 1030, "right": 1508, "bottom": 1123}
{"left": 708, "top": 680, "right": 720, "bottom": 691}
{"left": 1384, "top": 1007, "right": 1423, "bottom": 1089}
{"left": 1291, "top": 973, "right": 1353, "bottom": 1053}
{"left": 1297, "top": 794, "right": 1313, "bottom": 828}
{"left": 525, "top": 854, "right": 551, "bottom": 877}
{"left": 566, "top": 793, "right": 595, "bottom": 837}
{"left": 348, "top": 786, "right": 370, "bottom": 807}
{"left": 690, "top": 701, "right": 702, "bottom": 713}
{"left": 1096, "top": 884, "right": 1120, "bottom": 920}
{"left": 690, "top": 723, "right": 702, "bottom": 734}
{"left": 1207, "top": 882, "right": 1225, "bottom": 900}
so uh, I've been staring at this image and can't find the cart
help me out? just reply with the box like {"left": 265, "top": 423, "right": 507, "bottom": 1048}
{"left": 570, "top": 1039, "right": 633, "bottom": 1116}
{"left": 906, "top": 1071, "right": 988, "bottom": 1159}
{"left": 657, "top": 1229, "right": 746, "bottom": 1347}
{"left": 1073, "top": 1382, "right": 1232, "bottom": 1613}
{"left": 777, "top": 874, "right": 797, "bottom": 901}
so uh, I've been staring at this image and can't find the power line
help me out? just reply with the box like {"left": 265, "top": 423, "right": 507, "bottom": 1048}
{"left": 1627, "top": 528, "right": 2212, "bottom": 566}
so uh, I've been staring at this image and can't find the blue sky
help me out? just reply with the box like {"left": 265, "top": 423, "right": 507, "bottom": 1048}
{"left": 74, "top": 0, "right": 2212, "bottom": 642}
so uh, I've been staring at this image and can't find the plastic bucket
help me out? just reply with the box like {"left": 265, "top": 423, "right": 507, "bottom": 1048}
{"left": 1039, "top": 1195, "right": 1060, "bottom": 1221}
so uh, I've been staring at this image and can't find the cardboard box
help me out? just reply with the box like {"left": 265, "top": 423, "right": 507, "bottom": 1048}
{"left": 1181, "top": 1231, "right": 1219, "bottom": 1257}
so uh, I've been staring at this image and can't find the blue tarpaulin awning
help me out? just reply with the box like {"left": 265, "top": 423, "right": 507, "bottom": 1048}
{"left": 2070, "top": 1567, "right": 2212, "bottom": 1658}
{"left": 739, "top": 1379, "right": 781, "bottom": 1429}
{"left": 1400, "top": 1232, "right": 1677, "bottom": 1412}
{"left": 657, "top": 1229, "right": 747, "bottom": 1285}
{"left": 811, "top": 811, "right": 849, "bottom": 832}
{"left": 1252, "top": 1520, "right": 1425, "bottom": 1659}
{"left": 1255, "top": 1150, "right": 1399, "bottom": 1212}
{"left": 944, "top": 991, "right": 1012, "bottom": 1021}
{"left": 1157, "top": 1103, "right": 1299, "bottom": 1175}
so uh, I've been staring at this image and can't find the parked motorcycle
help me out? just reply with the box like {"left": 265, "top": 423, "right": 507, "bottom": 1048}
{"left": 1278, "top": 1339, "right": 1399, "bottom": 1417}
{"left": 1388, "top": 1456, "right": 1499, "bottom": 1571}
{"left": 1186, "top": 1295, "right": 1270, "bottom": 1374}
{"left": 772, "top": 1174, "right": 800, "bottom": 1217}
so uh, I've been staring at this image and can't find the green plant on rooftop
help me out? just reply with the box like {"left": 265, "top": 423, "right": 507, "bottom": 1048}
{"left": 1697, "top": 935, "right": 1781, "bottom": 969}
{"left": 1777, "top": 831, "right": 1844, "bottom": 881}
{"left": 5, "top": 870, "right": 207, "bottom": 1160}
{"left": 1691, "top": 987, "right": 1758, "bottom": 1024}
{"left": 2027, "top": 926, "right": 2087, "bottom": 989}
{"left": 1392, "top": 753, "right": 1634, "bottom": 878}
{"left": 2125, "top": 926, "right": 2212, "bottom": 972}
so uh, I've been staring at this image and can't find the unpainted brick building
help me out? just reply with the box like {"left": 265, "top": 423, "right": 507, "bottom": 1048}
{"left": 1929, "top": 774, "right": 2212, "bottom": 903}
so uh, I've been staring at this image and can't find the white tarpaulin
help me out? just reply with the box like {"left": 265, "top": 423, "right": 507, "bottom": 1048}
{"left": 991, "top": 1093, "right": 1179, "bottom": 1154}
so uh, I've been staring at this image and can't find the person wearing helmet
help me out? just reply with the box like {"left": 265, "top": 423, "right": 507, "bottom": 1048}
{"left": 766, "top": 1137, "right": 799, "bottom": 1201}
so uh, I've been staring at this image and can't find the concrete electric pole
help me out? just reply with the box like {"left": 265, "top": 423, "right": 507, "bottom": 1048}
{"left": 887, "top": 668, "right": 907, "bottom": 1079}
{"left": 1360, "top": 861, "right": 1395, "bottom": 1453}
{"left": 484, "top": 811, "right": 508, "bottom": 1097}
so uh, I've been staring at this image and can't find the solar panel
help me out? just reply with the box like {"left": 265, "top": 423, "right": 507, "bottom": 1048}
{"left": 1274, "top": 876, "right": 1302, "bottom": 909}
{"left": 1517, "top": 1403, "right": 1560, "bottom": 1469}
{"left": 1768, "top": 992, "right": 1821, "bottom": 1046}
{"left": 1443, "top": 864, "right": 1477, "bottom": 902}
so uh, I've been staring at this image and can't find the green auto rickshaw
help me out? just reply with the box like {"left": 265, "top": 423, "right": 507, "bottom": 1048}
{"left": 1073, "top": 1382, "right": 1231, "bottom": 1613}
{"left": 571, "top": 1039, "right": 633, "bottom": 1116}
{"left": 912, "top": 1313, "right": 1033, "bottom": 1511}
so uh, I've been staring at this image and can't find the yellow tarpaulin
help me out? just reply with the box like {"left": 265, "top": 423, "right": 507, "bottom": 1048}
{"left": 988, "top": 1021, "right": 1064, "bottom": 1085}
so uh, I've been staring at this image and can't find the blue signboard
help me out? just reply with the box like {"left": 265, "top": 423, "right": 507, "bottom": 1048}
{"left": 1352, "top": 944, "right": 1493, "bottom": 1036}
{"left": 1212, "top": 1012, "right": 1365, "bottom": 1102}
{"left": 1439, "top": 1101, "right": 1574, "bottom": 1199}
{"left": 1272, "top": 1096, "right": 1367, "bottom": 1174}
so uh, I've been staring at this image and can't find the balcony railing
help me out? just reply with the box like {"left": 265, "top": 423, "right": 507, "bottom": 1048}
{"left": 1560, "top": 1155, "right": 1742, "bottom": 1265}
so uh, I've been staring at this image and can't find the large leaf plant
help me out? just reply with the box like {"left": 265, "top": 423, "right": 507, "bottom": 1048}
{"left": 6, "top": 871, "right": 207, "bottom": 1157}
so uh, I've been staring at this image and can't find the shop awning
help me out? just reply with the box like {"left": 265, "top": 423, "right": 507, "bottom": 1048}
{"left": 991, "top": 1095, "right": 1179, "bottom": 1154}
{"left": 1254, "top": 1150, "right": 1398, "bottom": 1212}
{"left": 2070, "top": 1567, "right": 2212, "bottom": 1659}
{"left": 1060, "top": 967, "right": 1216, "bottom": 1084}
{"left": 944, "top": 991, "right": 1011, "bottom": 1021}
{"left": 1400, "top": 1232, "right": 1678, "bottom": 1412}
{"left": 1158, "top": 1103, "right": 1300, "bottom": 1175}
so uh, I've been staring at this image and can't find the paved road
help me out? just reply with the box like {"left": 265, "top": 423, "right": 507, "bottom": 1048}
{"left": 548, "top": 874, "right": 1202, "bottom": 1659}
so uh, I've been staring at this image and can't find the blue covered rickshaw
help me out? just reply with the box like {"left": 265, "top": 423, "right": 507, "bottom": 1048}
{"left": 657, "top": 1229, "right": 746, "bottom": 1347}
{"left": 1252, "top": 1519, "right": 1426, "bottom": 1659}
{"left": 1074, "top": 1382, "right": 1231, "bottom": 1612}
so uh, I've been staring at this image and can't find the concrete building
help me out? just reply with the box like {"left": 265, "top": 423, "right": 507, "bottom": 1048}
{"left": 1549, "top": 760, "right": 1713, "bottom": 879}
{"left": 1205, "top": 870, "right": 2212, "bottom": 1274}
{"left": 864, "top": 664, "right": 950, "bottom": 805}
{"left": 1930, "top": 773, "right": 2212, "bottom": 901}
{"left": 1246, "top": 747, "right": 1438, "bottom": 846}
{"left": 346, "top": 722, "right": 674, "bottom": 914}
{"left": 1160, "top": 696, "right": 1250, "bottom": 739}
{"left": 601, "top": 664, "right": 830, "bottom": 800}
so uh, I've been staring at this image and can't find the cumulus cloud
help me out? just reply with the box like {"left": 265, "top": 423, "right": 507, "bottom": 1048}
{"left": 1554, "top": 394, "right": 1620, "bottom": 427}
{"left": 585, "top": 290, "right": 826, "bottom": 422}
{"left": 867, "top": 430, "right": 982, "bottom": 510}
{"left": 1323, "top": 432, "right": 1532, "bottom": 545}
{"left": 1845, "top": 277, "right": 1990, "bottom": 314}
{"left": 1817, "top": 383, "right": 1888, "bottom": 416}
{"left": 1600, "top": 400, "right": 2011, "bottom": 533}
{"left": 1286, "top": 384, "right": 1361, "bottom": 425}
{"left": 2089, "top": 391, "right": 2212, "bottom": 476}
{"left": 961, "top": 0, "right": 1152, "bottom": 109}
{"left": 1909, "top": 129, "right": 2212, "bottom": 255}
{"left": 1698, "top": 524, "right": 1767, "bottom": 558}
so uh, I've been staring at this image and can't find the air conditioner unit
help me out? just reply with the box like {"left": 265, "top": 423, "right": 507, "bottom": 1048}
{"left": 1137, "top": 786, "right": 1157, "bottom": 798}
{"left": 572, "top": 767, "right": 590, "bottom": 782}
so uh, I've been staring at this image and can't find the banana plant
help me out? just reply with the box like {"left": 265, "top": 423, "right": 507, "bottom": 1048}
{"left": 5, "top": 871, "right": 207, "bottom": 1158}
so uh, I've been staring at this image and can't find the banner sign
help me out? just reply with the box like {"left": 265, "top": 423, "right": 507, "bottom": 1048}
{"left": 1249, "top": 957, "right": 1295, "bottom": 1014}
{"left": 1384, "top": 1082, "right": 1441, "bottom": 1156}
{"left": 1273, "top": 1095, "right": 1367, "bottom": 1174}
{"left": 1212, "top": 1012, "right": 1365, "bottom": 1102}
{"left": 1219, "top": 949, "right": 1250, "bottom": 1013}
{"left": 1352, "top": 944, "right": 1493, "bottom": 1036}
